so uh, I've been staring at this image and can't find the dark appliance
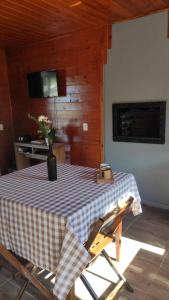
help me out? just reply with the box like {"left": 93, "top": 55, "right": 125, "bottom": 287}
{"left": 27, "top": 69, "right": 66, "bottom": 98}
{"left": 18, "top": 135, "right": 32, "bottom": 143}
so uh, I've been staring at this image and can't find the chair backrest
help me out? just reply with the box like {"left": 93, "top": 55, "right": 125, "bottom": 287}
{"left": 85, "top": 197, "right": 134, "bottom": 257}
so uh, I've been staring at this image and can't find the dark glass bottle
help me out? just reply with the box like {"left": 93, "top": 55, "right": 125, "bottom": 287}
{"left": 47, "top": 144, "right": 57, "bottom": 181}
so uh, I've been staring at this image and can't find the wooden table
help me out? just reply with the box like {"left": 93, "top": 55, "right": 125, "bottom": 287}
{"left": 0, "top": 163, "right": 141, "bottom": 299}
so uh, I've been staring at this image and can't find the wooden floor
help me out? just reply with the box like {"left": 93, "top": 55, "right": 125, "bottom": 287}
{"left": 0, "top": 204, "right": 169, "bottom": 300}
{"left": 116, "top": 204, "right": 169, "bottom": 300}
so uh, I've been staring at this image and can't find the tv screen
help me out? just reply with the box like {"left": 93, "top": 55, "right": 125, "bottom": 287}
{"left": 113, "top": 101, "right": 166, "bottom": 144}
{"left": 27, "top": 70, "right": 59, "bottom": 98}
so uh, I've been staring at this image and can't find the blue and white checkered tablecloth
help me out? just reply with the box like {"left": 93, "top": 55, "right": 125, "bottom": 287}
{"left": 0, "top": 163, "right": 142, "bottom": 300}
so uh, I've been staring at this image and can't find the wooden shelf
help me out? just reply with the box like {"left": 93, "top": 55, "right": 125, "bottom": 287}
{"left": 24, "top": 153, "right": 47, "bottom": 161}
{"left": 14, "top": 142, "right": 65, "bottom": 170}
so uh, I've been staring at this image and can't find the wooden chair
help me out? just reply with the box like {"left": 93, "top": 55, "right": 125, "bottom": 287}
{"left": 79, "top": 196, "right": 134, "bottom": 300}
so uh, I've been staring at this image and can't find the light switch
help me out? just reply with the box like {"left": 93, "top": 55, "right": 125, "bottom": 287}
{"left": 0, "top": 124, "right": 4, "bottom": 131}
{"left": 83, "top": 123, "right": 88, "bottom": 131}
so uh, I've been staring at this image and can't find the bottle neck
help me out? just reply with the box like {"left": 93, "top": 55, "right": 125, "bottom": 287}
{"left": 49, "top": 144, "right": 53, "bottom": 155}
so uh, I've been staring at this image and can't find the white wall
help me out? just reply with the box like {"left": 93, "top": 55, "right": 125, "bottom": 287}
{"left": 104, "top": 12, "right": 169, "bottom": 209}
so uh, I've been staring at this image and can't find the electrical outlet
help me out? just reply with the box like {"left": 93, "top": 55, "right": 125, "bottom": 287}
{"left": 0, "top": 124, "right": 4, "bottom": 131}
{"left": 83, "top": 123, "right": 88, "bottom": 131}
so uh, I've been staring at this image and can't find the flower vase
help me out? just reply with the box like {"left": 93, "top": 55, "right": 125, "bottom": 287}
{"left": 45, "top": 138, "right": 49, "bottom": 146}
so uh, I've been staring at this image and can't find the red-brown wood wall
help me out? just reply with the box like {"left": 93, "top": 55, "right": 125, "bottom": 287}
{"left": 7, "top": 27, "right": 109, "bottom": 168}
{"left": 0, "top": 49, "right": 13, "bottom": 174}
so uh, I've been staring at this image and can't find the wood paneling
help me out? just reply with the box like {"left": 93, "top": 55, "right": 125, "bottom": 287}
{"left": 0, "top": 0, "right": 169, "bottom": 49}
{"left": 7, "top": 27, "right": 109, "bottom": 168}
{"left": 0, "top": 50, "right": 13, "bottom": 174}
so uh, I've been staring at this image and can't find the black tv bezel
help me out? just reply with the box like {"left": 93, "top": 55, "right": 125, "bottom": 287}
{"left": 112, "top": 101, "right": 166, "bottom": 144}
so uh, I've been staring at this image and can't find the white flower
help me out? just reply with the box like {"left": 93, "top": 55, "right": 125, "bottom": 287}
{"left": 38, "top": 115, "right": 48, "bottom": 122}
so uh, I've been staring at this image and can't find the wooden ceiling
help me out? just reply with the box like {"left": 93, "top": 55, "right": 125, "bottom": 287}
{"left": 1, "top": 0, "right": 169, "bottom": 49}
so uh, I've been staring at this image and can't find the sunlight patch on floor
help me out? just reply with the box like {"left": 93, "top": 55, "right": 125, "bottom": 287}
{"left": 110, "top": 236, "right": 166, "bottom": 274}
{"left": 75, "top": 236, "right": 165, "bottom": 300}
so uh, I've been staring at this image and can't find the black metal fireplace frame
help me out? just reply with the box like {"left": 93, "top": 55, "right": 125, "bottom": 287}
{"left": 112, "top": 101, "right": 166, "bottom": 144}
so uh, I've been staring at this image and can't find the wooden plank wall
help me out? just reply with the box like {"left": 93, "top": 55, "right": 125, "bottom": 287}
{"left": 0, "top": 49, "right": 13, "bottom": 174}
{"left": 7, "top": 26, "right": 109, "bottom": 168}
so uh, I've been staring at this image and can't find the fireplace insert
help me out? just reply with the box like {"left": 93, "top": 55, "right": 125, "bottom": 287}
{"left": 112, "top": 101, "right": 166, "bottom": 144}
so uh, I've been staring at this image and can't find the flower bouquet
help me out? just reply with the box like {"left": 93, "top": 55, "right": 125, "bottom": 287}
{"left": 28, "top": 114, "right": 57, "bottom": 145}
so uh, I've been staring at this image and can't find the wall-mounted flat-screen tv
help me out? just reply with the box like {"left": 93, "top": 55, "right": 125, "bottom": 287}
{"left": 113, "top": 101, "right": 166, "bottom": 144}
{"left": 27, "top": 69, "right": 66, "bottom": 98}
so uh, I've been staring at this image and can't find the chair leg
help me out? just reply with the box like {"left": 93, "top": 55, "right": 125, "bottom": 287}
{"left": 16, "top": 280, "right": 30, "bottom": 300}
{"left": 16, "top": 265, "right": 38, "bottom": 300}
{"left": 101, "top": 249, "right": 134, "bottom": 293}
{"left": 80, "top": 274, "right": 99, "bottom": 300}
{"left": 115, "top": 220, "right": 122, "bottom": 262}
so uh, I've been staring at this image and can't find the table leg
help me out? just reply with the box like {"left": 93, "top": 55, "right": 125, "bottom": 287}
{"left": 66, "top": 285, "right": 75, "bottom": 300}
{"left": 115, "top": 219, "right": 122, "bottom": 262}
